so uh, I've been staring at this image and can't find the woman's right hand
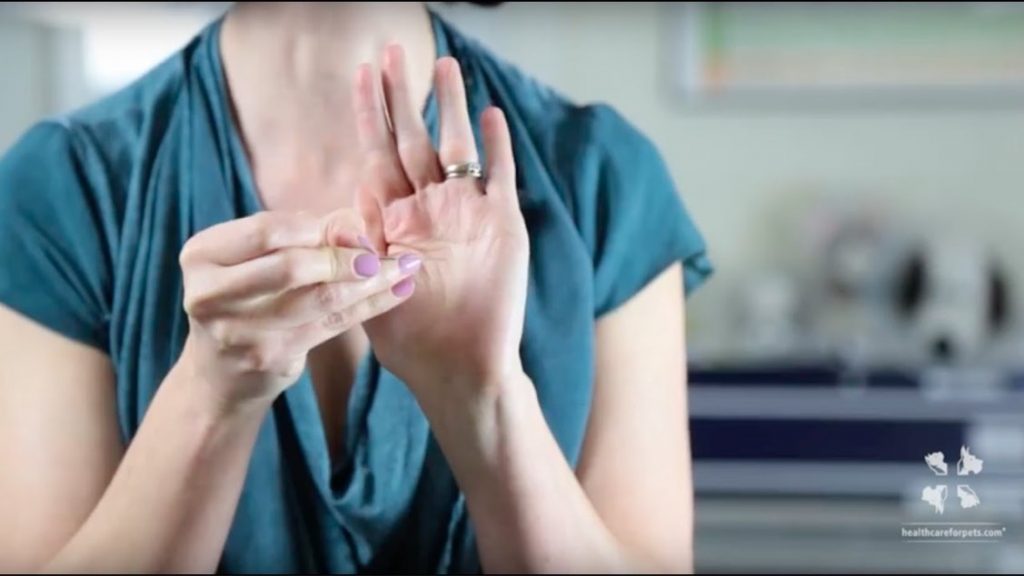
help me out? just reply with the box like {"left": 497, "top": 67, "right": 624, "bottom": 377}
{"left": 177, "top": 209, "right": 421, "bottom": 413}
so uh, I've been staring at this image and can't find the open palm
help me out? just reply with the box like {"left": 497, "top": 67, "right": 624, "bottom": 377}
{"left": 349, "top": 47, "right": 528, "bottom": 394}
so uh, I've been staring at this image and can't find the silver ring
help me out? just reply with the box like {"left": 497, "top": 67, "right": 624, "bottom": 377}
{"left": 443, "top": 161, "right": 483, "bottom": 181}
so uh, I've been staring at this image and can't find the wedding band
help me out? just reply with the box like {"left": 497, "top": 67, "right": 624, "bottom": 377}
{"left": 443, "top": 161, "right": 483, "bottom": 180}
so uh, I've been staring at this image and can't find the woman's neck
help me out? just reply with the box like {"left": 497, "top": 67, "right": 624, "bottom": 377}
{"left": 219, "top": 2, "right": 437, "bottom": 213}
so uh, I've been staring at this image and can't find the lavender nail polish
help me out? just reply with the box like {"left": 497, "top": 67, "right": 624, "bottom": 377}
{"left": 353, "top": 253, "right": 381, "bottom": 278}
{"left": 391, "top": 277, "right": 415, "bottom": 297}
{"left": 398, "top": 253, "right": 422, "bottom": 273}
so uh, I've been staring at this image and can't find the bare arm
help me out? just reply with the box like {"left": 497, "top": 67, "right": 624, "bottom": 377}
{"left": 58, "top": 359, "right": 271, "bottom": 575}
{"left": 0, "top": 304, "right": 283, "bottom": 574}
{"left": 580, "top": 263, "right": 693, "bottom": 571}
{"left": 354, "top": 46, "right": 694, "bottom": 573}
{"left": 0, "top": 305, "right": 122, "bottom": 572}
{"left": 423, "top": 265, "right": 692, "bottom": 573}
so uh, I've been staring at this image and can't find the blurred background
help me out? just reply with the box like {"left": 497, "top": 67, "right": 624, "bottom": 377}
{"left": 2, "top": 2, "right": 1023, "bottom": 573}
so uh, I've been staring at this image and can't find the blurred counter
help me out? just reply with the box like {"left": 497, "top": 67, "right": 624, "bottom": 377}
{"left": 689, "top": 363, "right": 1024, "bottom": 573}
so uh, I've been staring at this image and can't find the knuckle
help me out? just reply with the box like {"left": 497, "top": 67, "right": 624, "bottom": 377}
{"left": 246, "top": 213, "right": 279, "bottom": 253}
{"left": 182, "top": 289, "right": 206, "bottom": 318}
{"left": 240, "top": 344, "right": 275, "bottom": 373}
{"left": 182, "top": 281, "right": 215, "bottom": 320}
{"left": 275, "top": 251, "right": 304, "bottom": 287}
{"left": 178, "top": 239, "right": 200, "bottom": 268}
{"left": 282, "top": 359, "right": 306, "bottom": 380}
{"left": 314, "top": 283, "right": 343, "bottom": 310}
{"left": 322, "top": 310, "right": 351, "bottom": 331}
{"left": 207, "top": 320, "right": 237, "bottom": 351}
{"left": 239, "top": 339, "right": 294, "bottom": 375}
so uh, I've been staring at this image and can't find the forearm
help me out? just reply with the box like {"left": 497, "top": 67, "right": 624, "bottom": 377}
{"left": 420, "top": 373, "right": 675, "bottom": 574}
{"left": 43, "top": 358, "right": 268, "bottom": 574}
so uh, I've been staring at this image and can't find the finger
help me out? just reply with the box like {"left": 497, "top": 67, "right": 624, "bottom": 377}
{"left": 382, "top": 44, "right": 443, "bottom": 189}
{"left": 180, "top": 211, "right": 329, "bottom": 267}
{"left": 228, "top": 246, "right": 383, "bottom": 295}
{"left": 321, "top": 207, "right": 374, "bottom": 252}
{"left": 255, "top": 253, "right": 422, "bottom": 327}
{"left": 353, "top": 62, "right": 413, "bottom": 202}
{"left": 480, "top": 107, "right": 518, "bottom": 206}
{"left": 284, "top": 275, "right": 418, "bottom": 351}
{"left": 435, "top": 57, "right": 479, "bottom": 168}
{"left": 185, "top": 246, "right": 385, "bottom": 318}
{"left": 355, "top": 182, "right": 387, "bottom": 254}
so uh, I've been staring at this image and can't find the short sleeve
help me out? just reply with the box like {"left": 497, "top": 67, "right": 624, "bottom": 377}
{"left": 0, "top": 121, "right": 115, "bottom": 351}
{"left": 567, "top": 105, "right": 713, "bottom": 317}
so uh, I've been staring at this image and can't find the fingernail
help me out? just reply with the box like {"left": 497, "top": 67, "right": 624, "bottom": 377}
{"left": 392, "top": 277, "right": 415, "bottom": 298}
{"left": 353, "top": 253, "right": 381, "bottom": 278}
{"left": 398, "top": 253, "right": 422, "bottom": 273}
{"left": 357, "top": 234, "right": 377, "bottom": 255}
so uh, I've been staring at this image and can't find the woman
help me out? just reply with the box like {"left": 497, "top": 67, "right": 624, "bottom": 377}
{"left": 0, "top": 3, "right": 711, "bottom": 573}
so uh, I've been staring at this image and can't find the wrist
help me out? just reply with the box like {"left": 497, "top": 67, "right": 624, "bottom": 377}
{"left": 416, "top": 367, "right": 537, "bottom": 489}
{"left": 413, "top": 362, "right": 531, "bottom": 427}
{"left": 168, "top": 343, "right": 275, "bottom": 425}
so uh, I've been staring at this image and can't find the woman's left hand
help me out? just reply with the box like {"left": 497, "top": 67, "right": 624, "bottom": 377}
{"left": 349, "top": 45, "right": 530, "bottom": 403}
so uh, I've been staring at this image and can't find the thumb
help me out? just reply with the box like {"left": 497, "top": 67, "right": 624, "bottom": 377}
{"left": 321, "top": 207, "right": 369, "bottom": 250}
{"left": 355, "top": 181, "right": 387, "bottom": 253}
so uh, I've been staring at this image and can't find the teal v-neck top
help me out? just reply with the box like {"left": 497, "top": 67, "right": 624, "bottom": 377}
{"left": 0, "top": 11, "right": 711, "bottom": 574}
